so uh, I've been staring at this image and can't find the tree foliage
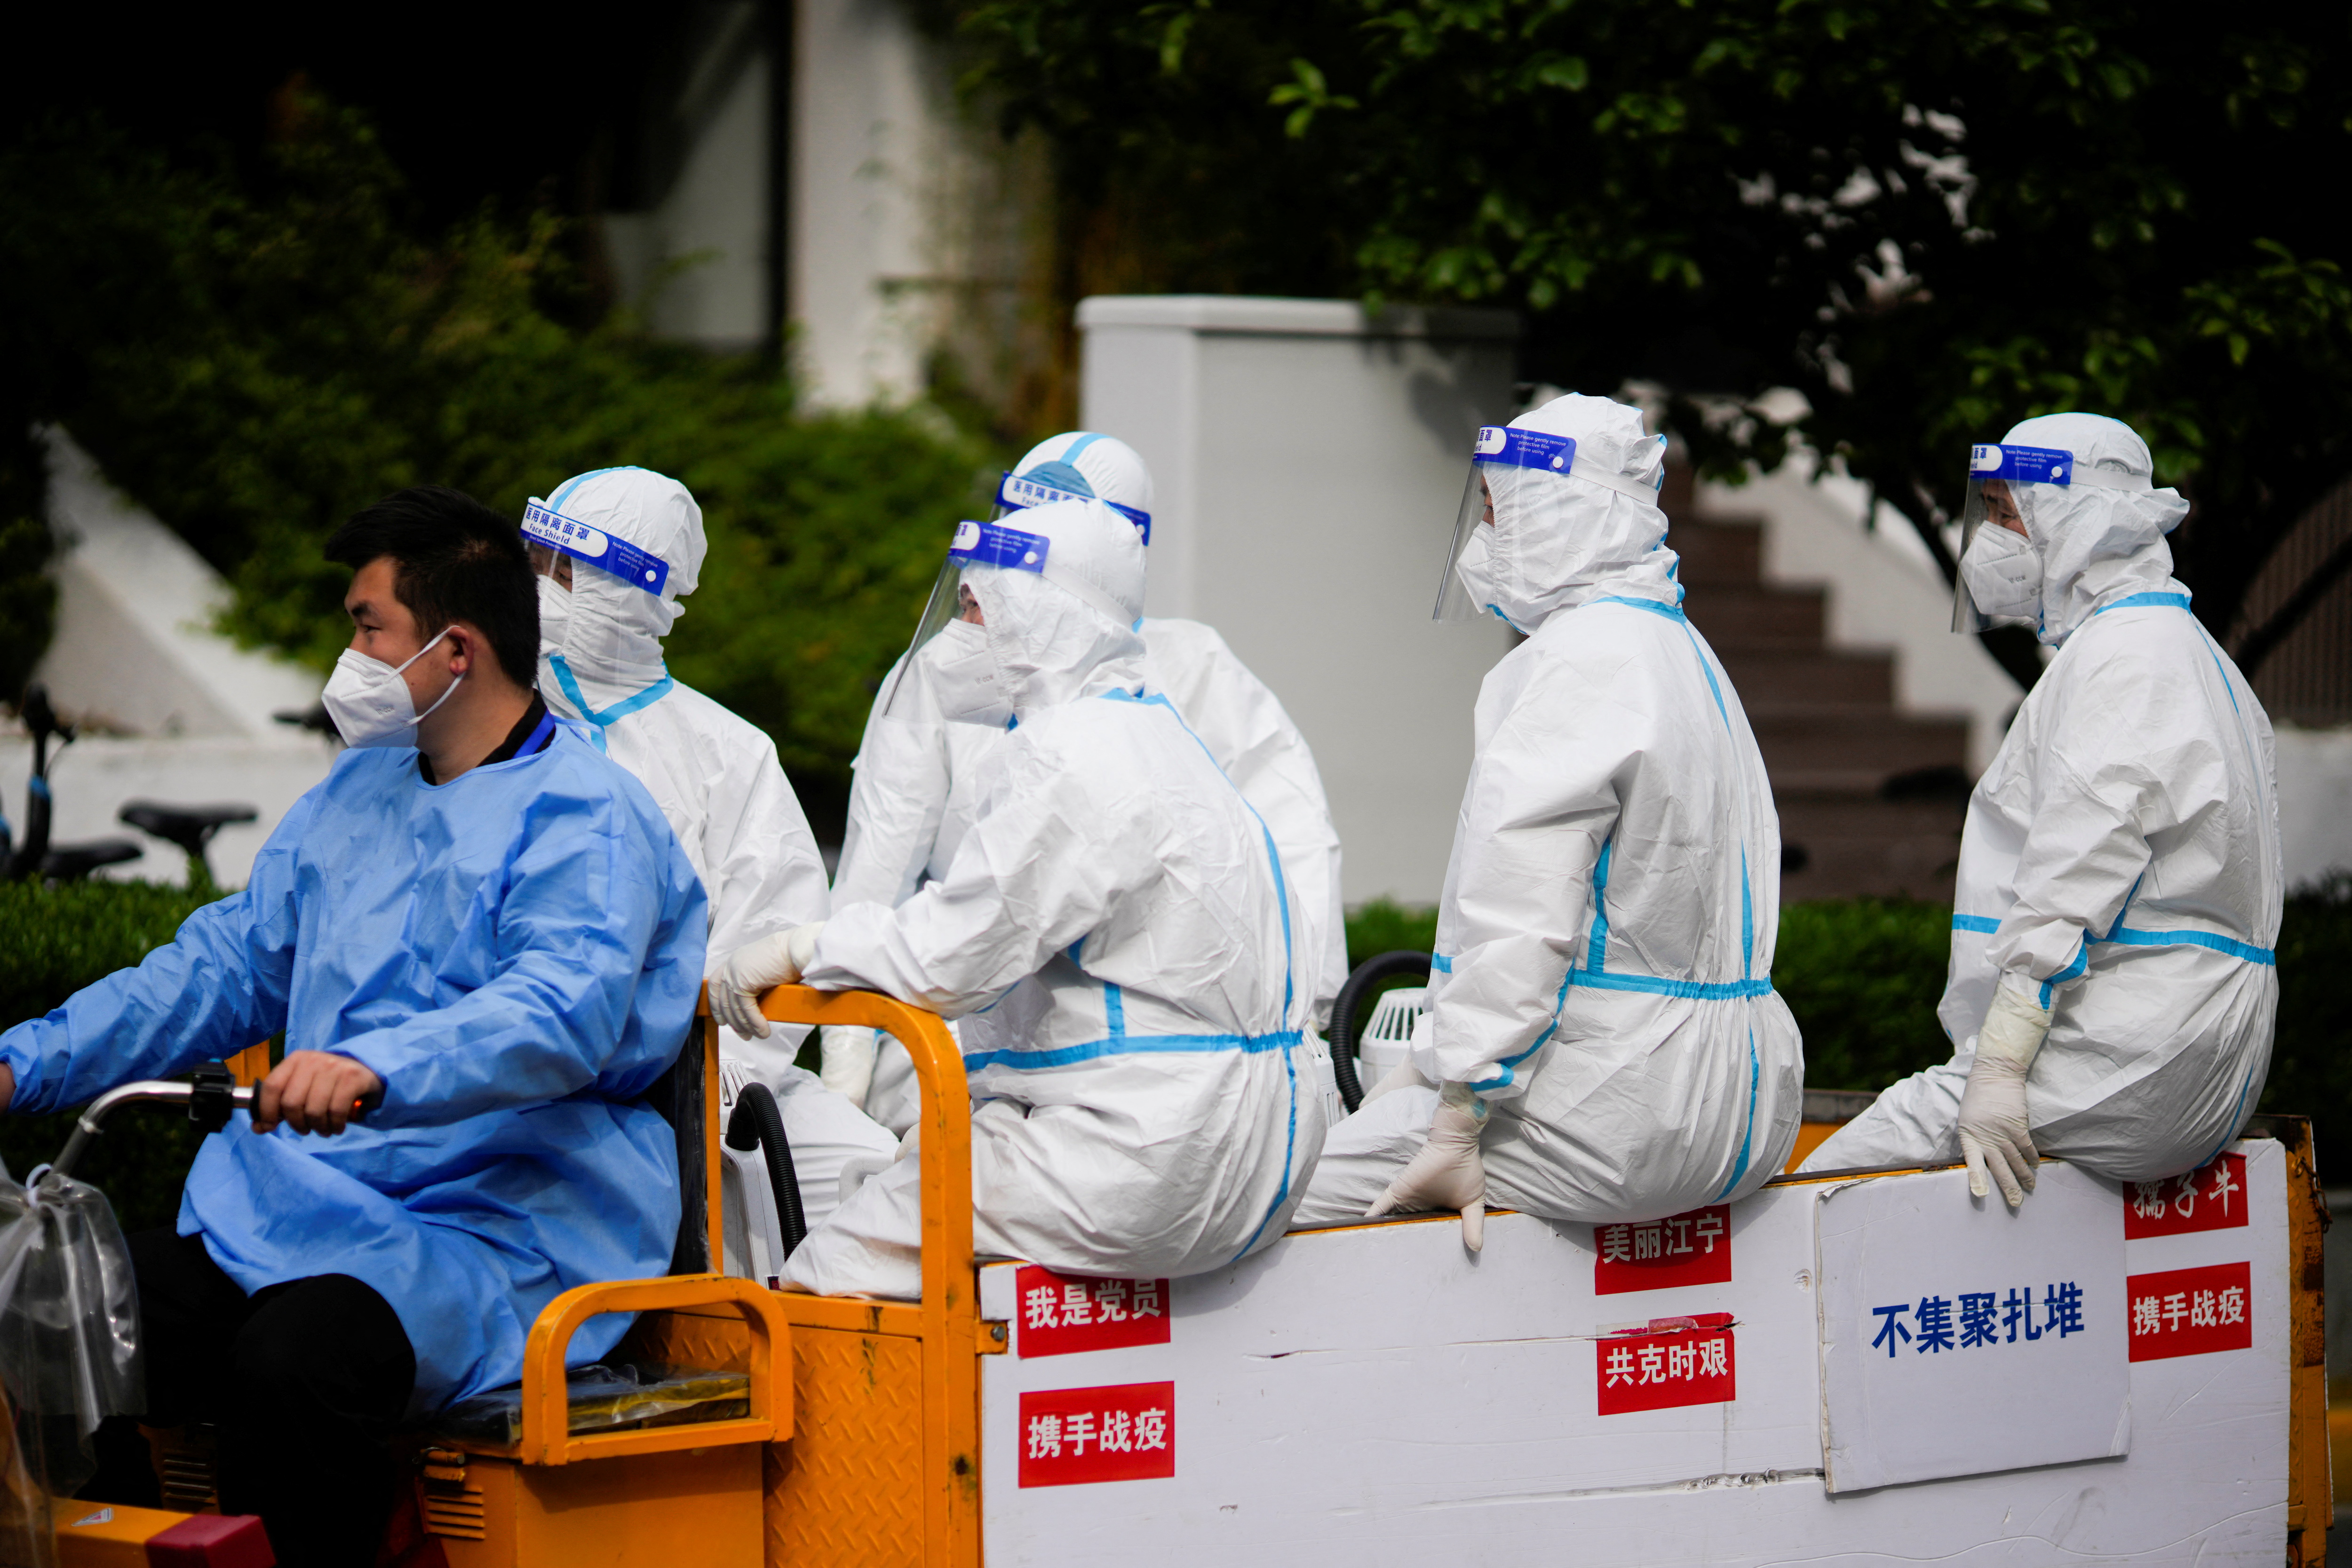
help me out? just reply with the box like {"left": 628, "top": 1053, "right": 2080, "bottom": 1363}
{"left": 953, "top": 0, "right": 2352, "bottom": 659}
{"left": 0, "top": 97, "right": 998, "bottom": 834}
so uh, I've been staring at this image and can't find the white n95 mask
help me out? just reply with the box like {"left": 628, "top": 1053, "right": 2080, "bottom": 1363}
{"left": 535, "top": 573, "right": 574, "bottom": 658}
{"left": 924, "top": 618, "right": 1013, "bottom": 728}
{"left": 321, "top": 627, "right": 462, "bottom": 748}
{"left": 1958, "top": 524, "right": 2043, "bottom": 622}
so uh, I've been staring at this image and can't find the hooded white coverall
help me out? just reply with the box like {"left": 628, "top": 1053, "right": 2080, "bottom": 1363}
{"left": 1295, "top": 394, "right": 1803, "bottom": 1226}
{"left": 831, "top": 432, "right": 1346, "bottom": 1133}
{"left": 531, "top": 468, "right": 893, "bottom": 1253}
{"left": 1803, "top": 414, "right": 2283, "bottom": 1180}
{"left": 779, "top": 498, "right": 1324, "bottom": 1300}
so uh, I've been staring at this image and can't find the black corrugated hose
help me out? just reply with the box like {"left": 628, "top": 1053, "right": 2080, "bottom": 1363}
{"left": 1328, "top": 950, "right": 1435, "bottom": 1114}
{"left": 724, "top": 1082, "right": 807, "bottom": 1258}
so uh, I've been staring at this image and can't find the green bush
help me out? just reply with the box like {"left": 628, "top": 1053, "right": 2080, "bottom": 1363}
{"left": 0, "top": 102, "right": 1000, "bottom": 838}
{"left": 1347, "top": 888, "right": 2352, "bottom": 1169}
{"left": 0, "top": 882, "right": 219, "bottom": 1231}
{"left": 1774, "top": 899, "right": 1954, "bottom": 1094}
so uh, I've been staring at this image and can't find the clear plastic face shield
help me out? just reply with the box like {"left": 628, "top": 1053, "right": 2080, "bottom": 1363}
{"left": 991, "top": 470, "right": 1152, "bottom": 543}
{"left": 1436, "top": 425, "right": 1668, "bottom": 621}
{"left": 881, "top": 519, "right": 1053, "bottom": 718}
{"left": 520, "top": 499, "right": 674, "bottom": 596}
{"left": 1951, "top": 444, "right": 2070, "bottom": 632}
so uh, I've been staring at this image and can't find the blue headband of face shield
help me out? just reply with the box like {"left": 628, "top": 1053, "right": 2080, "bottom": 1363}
{"left": 996, "top": 470, "right": 1152, "bottom": 545}
{"left": 1968, "top": 444, "right": 2076, "bottom": 486}
{"left": 1472, "top": 426, "right": 1666, "bottom": 503}
{"left": 950, "top": 519, "right": 1050, "bottom": 574}
{"left": 522, "top": 501, "right": 674, "bottom": 594}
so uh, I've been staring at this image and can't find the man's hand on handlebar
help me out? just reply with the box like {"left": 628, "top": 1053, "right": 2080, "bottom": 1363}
{"left": 255, "top": 1052, "right": 383, "bottom": 1137}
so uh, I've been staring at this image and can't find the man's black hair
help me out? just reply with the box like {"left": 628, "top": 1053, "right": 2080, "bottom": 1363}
{"left": 326, "top": 486, "right": 538, "bottom": 686}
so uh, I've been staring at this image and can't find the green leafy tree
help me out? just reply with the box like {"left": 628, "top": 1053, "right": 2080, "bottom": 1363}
{"left": 953, "top": 0, "right": 2352, "bottom": 683}
{"left": 0, "top": 99, "right": 998, "bottom": 832}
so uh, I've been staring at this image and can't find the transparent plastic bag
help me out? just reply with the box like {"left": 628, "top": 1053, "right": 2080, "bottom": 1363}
{"left": 429, "top": 1362, "right": 749, "bottom": 1447}
{"left": 0, "top": 1159, "right": 143, "bottom": 1568}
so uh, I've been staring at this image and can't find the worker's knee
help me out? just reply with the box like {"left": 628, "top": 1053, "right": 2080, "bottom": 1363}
{"left": 231, "top": 1274, "right": 414, "bottom": 1427}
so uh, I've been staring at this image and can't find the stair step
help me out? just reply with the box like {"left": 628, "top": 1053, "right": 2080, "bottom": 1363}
{"left": 1668, "top": 520, "right": 1761, "bottom": 587}
{"left": 1775, "top": 796, "right": 1966, "bottom": 903}
{"left": 1683, "top": 585, "right": 1824, "bottom": 644}
{"left": 1713, "top": 649, "right": 1894, "bottom": 705}
{"left": 1747, "top": 708, "right": 1968, "bottom": 778}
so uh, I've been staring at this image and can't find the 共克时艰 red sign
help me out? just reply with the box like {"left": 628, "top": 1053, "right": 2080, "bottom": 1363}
{"left": 2127, "top": 1261, "right": 2251, "bottom": 1361}
{"left": 2122, "top": 1154, "right": 2247, "bottom": 1239}
{"left": 1014, "top": 1266, "right": 1172, "bottom": 1357}
{"left": 1594, "top": 1205, "right": 1732, "bottom": 1294}
{"left": 1018, "top": 1382, "right": 1175, "bottom": 1487}
{"left": 1597, "top": 1313, "right": 1736, "bottom": 1414}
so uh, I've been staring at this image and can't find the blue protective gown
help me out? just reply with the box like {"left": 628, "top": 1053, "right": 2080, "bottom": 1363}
{"left": 0, "top": 726, "right": 706, "bottom": 1410}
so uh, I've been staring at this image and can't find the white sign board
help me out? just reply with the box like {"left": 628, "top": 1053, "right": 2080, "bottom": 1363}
{"left": 1815, "top": 1162, "right": 2130, "bottom": 1492}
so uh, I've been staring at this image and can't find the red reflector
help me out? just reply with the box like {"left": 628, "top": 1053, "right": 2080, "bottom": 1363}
{"left": 145, "top": 1512, "right": 275, "bottom": 1568}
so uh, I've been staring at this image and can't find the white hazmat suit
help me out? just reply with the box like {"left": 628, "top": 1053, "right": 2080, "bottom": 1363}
{"left": 759, "top": 497, "right": 1324, "bottom": 1300}
{"left": 526, "top": 468, "right": 893, "bottom": 1259}
{"left": 1295, "top": 394, "right": 1804, "bottom": 1228}
{"left": 828, "top": 431, "right": 1347, "bottom": 1132}
{"left": 1803, "top": 413, "right": 2283, "bottom": 1184}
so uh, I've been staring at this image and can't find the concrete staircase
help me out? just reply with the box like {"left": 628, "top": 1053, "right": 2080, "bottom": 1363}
{"left": 1664, "top": 466, "right": 1969, "bottom": 902}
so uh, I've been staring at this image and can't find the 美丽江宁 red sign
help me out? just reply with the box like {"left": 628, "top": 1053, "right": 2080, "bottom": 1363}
{"left": 1594, "top": 1205, "right": 1732, "bottom": 1294}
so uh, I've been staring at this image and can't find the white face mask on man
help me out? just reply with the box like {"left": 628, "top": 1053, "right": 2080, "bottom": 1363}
{"left": 1959, "top": 524, "right": 2044, "bottom": 622}
{"left": 924, "top": 617, "right": 1014, "bottom": 728}
{"left": 321, "top": 626, "right": 463, "bottom": 748}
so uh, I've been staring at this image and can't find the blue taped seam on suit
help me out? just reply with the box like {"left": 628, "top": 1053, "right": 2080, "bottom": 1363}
{"left": 2095, "top": 592, "right": 2193, "bottom": 615}
{"left": 547, "top": 654, "right": 675, "bottom": 753}
{"left": 962, "top": 1029, "right": 1306, "bottom": 1074}
{"left": 1429, "top": 953, "right": 1454, "bottom": 973}
{"left": 1951, "top": 914, "right": 2001, "bottom": 934}
{"left": 1711, "top": 1027, "right": 1761, "bottom": 1202}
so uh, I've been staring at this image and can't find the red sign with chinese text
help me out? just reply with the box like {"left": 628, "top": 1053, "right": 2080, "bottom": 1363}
{"left": 1594, "top": 1206, "right": 1733, "bottom": 1295}
{"left": 2122, "top": 1154, "right": 2248, "bottom": 1239}
{"left": 1017, "top": 1382, "right": 1176, "bottom": 1487}
{"left": 1014, "top": 1266, "right": 1172, "bottom": 1357}
{"left": 2127, "top": 1262, "right": 2252, "bottom": 1361}
{"left": 1596, "top": 1314, "right": 1737, "bottom": 1414}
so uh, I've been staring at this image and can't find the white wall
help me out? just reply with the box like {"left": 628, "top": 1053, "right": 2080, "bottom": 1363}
{"left": 604, "top": 6, "right": 772, "bottom": 351}
{"left": 15, "top": 429, "right": 334, "bottom": 886}
{"left": 1080, "top": 295, "right": 1519, "bottom": 904}
{"left": 2275, "top": 724, "right": 2352, "bottom": 891}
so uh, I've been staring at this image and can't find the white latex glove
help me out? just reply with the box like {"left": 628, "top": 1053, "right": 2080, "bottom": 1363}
{"left": 1360, "top": 1056, "right": 1431, "bottom": 1106}
{"left": 1365, "top": 1082, "right": 1488, "bottom": 1250}
{"left": 712, "top": 923, "right": 826, "bottom": 1040}
{"left": 821, "top": 1025, "right": 880, "bottom": 1110}
{"left": 1958, "top": 981, "right": 2053, "bottom": 1208}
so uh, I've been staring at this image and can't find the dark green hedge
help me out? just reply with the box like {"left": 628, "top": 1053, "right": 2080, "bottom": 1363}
{"left": 2, "top": 881, "right": 2344, "bottom": 1231}
{"left": 0, "top": 882, "right": 218, "bottom": 1230}
{"left": 1348, "top": 884, "right": 2352, "bottom": 1174}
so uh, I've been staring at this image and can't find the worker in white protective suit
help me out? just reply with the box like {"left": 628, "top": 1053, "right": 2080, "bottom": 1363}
{"left": 1293, "top": 393, "right": 1804, "bottom": 1248}
{"left": 1801, "top": 413, "right": 2283, "bottom": 1204}
{"left": 524, "top": 469, "right": 893, "bottom": 1264}
{"left": 824, "top": 431, "right": 1347, "bottom": 1134}
{"left": 710, "top": 497, "right": 1324, "bottom": 1299}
